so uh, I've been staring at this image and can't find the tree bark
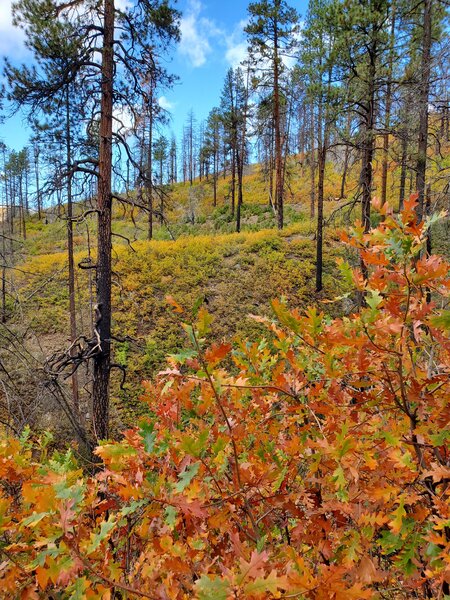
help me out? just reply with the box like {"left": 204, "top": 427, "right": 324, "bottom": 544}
{"left": 213, "top": 145, "right": 217, "bottom": 207}
{"left": 310, "top": 103, "right": 316, "bottom": 219}
{"left": 398, "top": 133, "right": 408, "bottom": 211}
{"left": 298, "top": 103, "right": 306, "bottom": 157}
{"left": 361, "top": 51, "right": 376, "bottom": 235}
{"left": 416, "top": 0, "right": 432, "bottom": 221}
{"left": 316, "top": 65, "right": 331, "bottom": 293}
{"left": 381, "top": 7, "right": 396, "bottom": 207}
{"left": 147, "top": 88, "right": 154, "bottom": 240}
{"left": 1, "top": 231, "right": 6, "bottom": 324}
{"left": 236, "top": 147, "right": 242, "bottom": 233}
{"left": 340, "top": 108, "right": 351, "bottom": 199}
{"left": 425, "top": 183, "right": 432, "bottom": 304}
{"left": 189, "top": 112, "right": 194, "bottom": 186}
{"left": 34, "top": 146, "right": 41, "bottom": 219}
{"left": 24, "top": 161, "right": 29, "bottom": 214}
{"left": 231, "top": 147, "right": 236, "bottom": 217}
{"left": 20, "top": 172, "right": 26, "bottom": 240}
{"left": 93, "top": 0, "right": 114, "bottom": 441}
{"left": 236, "top": 67, "right": 250, "bottom": 233}
{"left": 274, "top": 21, "right": 283, "bottom": 230}
{"left": 316, "top": 144, "right": 325, "bottom": 292}
{"left": 340, "top": 147, "right": 349, "bottom": 200}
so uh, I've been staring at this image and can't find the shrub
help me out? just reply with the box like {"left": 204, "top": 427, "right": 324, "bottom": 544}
{"left": 0, "top": 196, "right": 449, "bottom": 599}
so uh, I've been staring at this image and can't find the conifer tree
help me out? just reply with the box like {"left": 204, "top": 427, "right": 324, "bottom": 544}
{"left": 339, "top": 0, "right": 390, "bottom": 234}
{"left": 245, "top": 0, "right": 299, "bottom": 229}
{"left": 300, "top": 0, "right": 342, "bottom": 292}
{"left": 5, "top": 0, "right": 180, "bottom": 441}
{"left": 416, "top": 0, "right": 433, "bottom": 221}
{"left": 220, "top": 68, "right": 248, "bottom": 227}
{"left": 203, "top": 108, "right": 222, "bottom": 207}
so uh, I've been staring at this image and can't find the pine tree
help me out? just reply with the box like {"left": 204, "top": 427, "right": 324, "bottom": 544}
{"left": 5, "top": 0, "right": 180, "bottom": 442}
{"left": 339, "top": 0, "right": 390, "bottom": 234}
{"left": 220, "top": 68, "right": 248, "bottom": 223}
{"left": 300, "top": 0, "right": 342, "bottom": 291}
{"left": 245, "top": 0, "right": 299, "bottom": 229}
{"left": 203, "top": 108, "right": 222, "bottom": 207}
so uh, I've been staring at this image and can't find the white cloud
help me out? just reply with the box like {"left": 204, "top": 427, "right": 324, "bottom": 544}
{"left": 178, "top": 0, "right": 221, "bottom": 68}
{"left": 158, "top": 96, "right": 174, "bottom": 111}
{"left": 282, "top": 54, "right": 297, "bottom": 70}
{"left": 225, "top": 20, "right": 249, "bottom": 68}
{"left": 112, "top": 105, "right": 134, "bottom": 135}
{"left": 0, "top": 0, "right": 27, "bottom": 58}
{"left": 225, "top": 42, "right": 247, "bottom": 68}
{"left": 115, "top": 0, "right": 132, "bottom": 11}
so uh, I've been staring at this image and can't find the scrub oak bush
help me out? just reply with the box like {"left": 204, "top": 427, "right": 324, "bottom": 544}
{"left": 0, "top": 196, "right": 449, "bottom": 599}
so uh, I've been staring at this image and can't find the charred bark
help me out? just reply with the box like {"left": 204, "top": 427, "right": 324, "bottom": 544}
{"left": 416, "top": 0, "right": 432, "bottom": 221}
{"left": 93, "top": 0, "right": 114, "bottom": 441}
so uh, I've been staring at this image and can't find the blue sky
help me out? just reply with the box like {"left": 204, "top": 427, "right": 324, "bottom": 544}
{"left": 0, "top": 0, "right": 308, "bottom": 150}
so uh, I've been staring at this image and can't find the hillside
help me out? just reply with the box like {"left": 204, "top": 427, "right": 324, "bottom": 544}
{"left": 9, "top": 229, "right": 348, "bottom": 433}
{"left": 4, "top": 154, "right": 450, "bottom": 434}
{"left": 0, "top": 159, "right": 364, "bottom": 434}
{"left": 1, "top": 198, "right": 449, "bottom": 600}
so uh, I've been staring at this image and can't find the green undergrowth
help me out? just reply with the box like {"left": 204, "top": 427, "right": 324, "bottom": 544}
{"left": 22, "top": 199, "right": 316, "bottom": 257}
{"left": 11, "top": 153, "right": 449, "bottom": 434}
{"left": 13, "top": 224, "right": 347, "bottom": 428}
{"left": 19, "top": 157, "right": 355, "bottom": 257}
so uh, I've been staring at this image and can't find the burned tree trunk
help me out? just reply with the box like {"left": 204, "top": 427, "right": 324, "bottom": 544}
{"left": 274, "top": 25, "right": 283, "bottom": 230}
{"left": 416, "top": 0, "right": 432, "bottom": 221}
{"left": 93, "top": 0, "right": 114, "bottom": 441}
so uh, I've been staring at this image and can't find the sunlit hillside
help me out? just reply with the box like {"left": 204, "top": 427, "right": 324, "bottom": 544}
{"left": 8, "top": 159, "right": 351, "bottom": 433}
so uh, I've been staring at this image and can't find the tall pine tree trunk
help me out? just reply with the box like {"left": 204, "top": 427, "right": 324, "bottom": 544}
{"left": 398, "top": 133, "right": 408, "bottom": 211}
{"left": 236, "top": 67, "right": 249, "bottom": 233}
{"left": 213, "top": 148, "right": 217, "bottom": 207}
{"left": 274, "top": 27, "right": 283, "bottom": 229}
{"left": 416, "top": 0, "right": 432, "bottom": 221}
{"left": 20, "top": 175, "right": 26, "bottom": 240}
{"left": 340, "top": 108, "right": 351, "bottom": 199}
{"left": 316, "top": 67, "right": 331, "bottom": 293}
{"left": 298, "top": 103, "right": 306, "bottom": 157}
{"left": 189, "top": 115, "right": 194, "bottom": 186}
{"left": 236, "top": 147, "right": 242, "bottom": 233}
{"left": 93, "top": 0, "right": 114, "bottom": 441}
{"left": 159, "top": 154, "right": 164, "bottom": 225}
{"left": 147, "top": 89, "right": 154, "bottom": 240}
{"left": 34, "top": 147, "right": 41, "bottom": 219}
{"left": 361, "top": 46, "right": 376, "bottom": 234}
{"left": 316, "top": 144, "right": 325, "bottom": 292}
{"left": 24, "top": 164, "right": 29, "bottom": 214}
{"left": 1, "top": 231, "right": 6, "bottom": 324}
{"left": 340, "top": 147, "right": 349, "bottom": 199}
{"left": 310, "top": 103, "right": 316, "bottom": 219}
{"left": 381, "top": 8, "right": 396, "bottom": 207}
{"left": 231, "top": 147, "right": 236, "bottom": 217}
